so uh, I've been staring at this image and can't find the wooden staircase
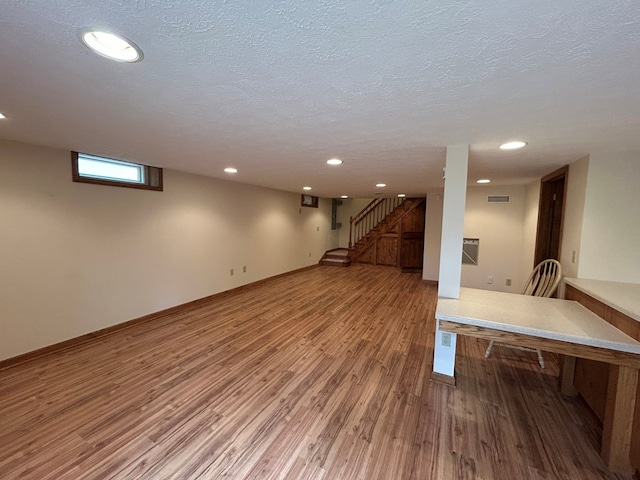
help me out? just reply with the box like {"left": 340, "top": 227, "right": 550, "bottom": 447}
{"left": 350, "top": 197, "right": 426, "bottom": 268}
{"left": 319, "top": 197, "right": 426, "bottom": 269}
{"left": 320, "top": 248, "right": 351, "bottom": 267}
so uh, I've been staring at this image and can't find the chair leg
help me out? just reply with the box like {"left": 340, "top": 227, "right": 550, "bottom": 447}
{"left": 537, "top": 349, "right": 545, "bottom": 369}
{"left": 485, "top": 340, "right": 495, "bottom": 359}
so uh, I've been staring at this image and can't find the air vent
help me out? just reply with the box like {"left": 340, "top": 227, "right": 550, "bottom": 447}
{"left": 462, "top": 238, "right": 479, "bottom": 265}
{"left": 487, "top": 195, "right": 510, "bottom": 203}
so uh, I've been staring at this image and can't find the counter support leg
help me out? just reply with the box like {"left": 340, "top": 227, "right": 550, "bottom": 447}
{"left": 601, "top": 365, "right": 637, "bottom": 474}
{"left": 560, "top": 355, "right": 578, "bottom": 396}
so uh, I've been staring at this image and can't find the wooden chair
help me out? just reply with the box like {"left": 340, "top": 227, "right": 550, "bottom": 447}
{"left": 484, "top": 259, "right": 562, "bottom": 368}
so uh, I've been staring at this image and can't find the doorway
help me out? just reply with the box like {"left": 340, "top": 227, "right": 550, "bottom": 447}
{"left": 534, "top": 166, "right": 568, "bottom": 266}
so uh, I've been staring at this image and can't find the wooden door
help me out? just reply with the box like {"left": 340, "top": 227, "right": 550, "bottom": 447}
{"left": 534, "top": 166, "right": 568, "bottom": 266}
{"left": 400, "top": 199, "right": 426, "bottom": 271}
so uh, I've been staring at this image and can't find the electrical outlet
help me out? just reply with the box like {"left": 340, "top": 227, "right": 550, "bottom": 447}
{"left": 505, "top": 278, "right": 512, "bottom": 286}
{"left": 572, "top": 250, "right": 576, "bottom": 263}
{"left": 309, "top": 252, "right": 312, "bottom": 257}
{"left": 230, "top": 268, "right": 234, "bottom": 276}
{"left": 441, "top": 332, "right": 452, "bottom": 347}
{"left": 487, "top": 276, "right": 494, "bottom": 284}
{"left": 243, "top": 266, "right": 246, "bottom": 273}
{"left": 317, "top": 226, "right": 320, "bottom": 231}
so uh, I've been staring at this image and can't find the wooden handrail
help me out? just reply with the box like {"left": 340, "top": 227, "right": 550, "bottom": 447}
{"left": 349, "top": 197, "right": 405, "bottom": 248}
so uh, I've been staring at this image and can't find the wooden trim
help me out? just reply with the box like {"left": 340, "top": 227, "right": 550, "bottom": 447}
{"left": 0, "top": 264, "right": 319, "bottom": 371}
{"left": 439, "top": 320, "right": 640, "bottom": 369}
{"left": 541, "top": 165, "right": 569, "bottom": 183}
{"left": 430, "top": 371, "right": 456, "bottom": 387}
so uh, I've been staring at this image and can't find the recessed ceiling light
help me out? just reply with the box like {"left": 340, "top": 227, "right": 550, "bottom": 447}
{"left": 327, "top": 158, "right": 343, "bottom": 166}
{"left": 224, "top": 167, "right": 238, "bottom": 173}
{"left": 79, "top": 29, "right": 143, "bottom": 62}
{"left": 477, "top": 179, "right": 491, "bottom": 184}
{"left": 341, "top": 195, "right": 348, "bottom": 199}
{"left": 0, "top": 112, "right": 6, "bottom": 120}
{"left": 499, "top": 141, "right": 527, "bottom": 150}
{"left": 375, "top": 183, "right": 386, "bottom": 188}
{"left": 397, "top": 193, "right": 406, "bottom": 198}
{"left": 303, "top": 186, "right": 312, "bottom": 191}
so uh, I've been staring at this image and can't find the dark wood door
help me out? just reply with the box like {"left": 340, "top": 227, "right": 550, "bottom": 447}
{"left": 534, "top": 167, "right": 567, "bottom": 266}
{"left": 400, "top": 200, "right": 426, "bottom": 271}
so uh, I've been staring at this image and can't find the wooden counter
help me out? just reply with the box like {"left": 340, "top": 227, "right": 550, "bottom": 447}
{"left": 563, "top": 278, "right": 640, "bottom": 474}
{"left": 436, "top": 287, "right": 640, "bottom": 474}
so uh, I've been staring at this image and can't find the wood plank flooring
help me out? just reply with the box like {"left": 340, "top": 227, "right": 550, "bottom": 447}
{"left": 0, "top": 264, "right": 631, "bottom": 479}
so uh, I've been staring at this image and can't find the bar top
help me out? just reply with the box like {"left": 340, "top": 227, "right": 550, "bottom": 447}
{"left": 564, "top": 278, "right": 640, "bottom": 323}
{"left": 436, "top": 288, "right": 640, "bottom": 354}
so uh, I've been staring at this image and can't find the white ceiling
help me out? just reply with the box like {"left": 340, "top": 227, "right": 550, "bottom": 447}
{"left": 1, "top": 1, "right": 639, "bottom": 198}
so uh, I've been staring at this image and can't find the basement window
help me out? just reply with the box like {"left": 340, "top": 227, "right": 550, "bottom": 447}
{"left": 72, "top": 152, "right": 162, "bottom": 191}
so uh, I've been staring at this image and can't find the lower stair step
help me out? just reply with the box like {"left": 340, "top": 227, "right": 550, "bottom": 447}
{"left": 321, "top": 258, "right": 351, "bottom": 267}
{"left": 320, "top": 248, "right": 351, "bottom": 267}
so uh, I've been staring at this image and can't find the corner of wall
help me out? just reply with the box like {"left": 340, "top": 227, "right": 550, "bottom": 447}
{"left": 422, "top": 190, "right": 444, "bottom": 282}
{"left": 560, "top": 155, "right": 589, "bottom": 279}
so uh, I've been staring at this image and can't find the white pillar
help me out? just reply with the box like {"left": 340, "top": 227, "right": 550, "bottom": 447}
{"left": 438, "top": 144, "right": 469, "bottom": 299}
{"left": 432, "top": 145, "right": 468, "bottom": 378}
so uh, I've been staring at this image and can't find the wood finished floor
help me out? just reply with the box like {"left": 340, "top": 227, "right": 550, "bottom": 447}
{"left": 0, "top": 264, "right": 630, "bottom": 480}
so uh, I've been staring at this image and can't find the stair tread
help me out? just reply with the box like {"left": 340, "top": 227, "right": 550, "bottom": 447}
{"left": 321, "top": 258, "right": 351, "bottom": 267}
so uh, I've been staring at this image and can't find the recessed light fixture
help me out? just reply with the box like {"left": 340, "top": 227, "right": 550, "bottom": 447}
{"left": 224, "top": 167, "right": 238, "bottom": 174}
{"left": 398, "top": 193, "right": 406, "bottom": 198}
{"left": 0, "top": 112, "right": 6, "bottom": 120}
{"left": 499, "top": 141, "right": 527, "bottom": 150}
{"left": 341, "top": 195, "right": 348, "bottom": 199}
{"left": 303, "top": 186, "right": 312, "bottom": 191}
{"left": 477, "top": 179, "right": 491, "bottom": 184}
{"left": 327, "top": 158, "right": 343, "bottom": 166}
{"left": 375, "top": 183, "right": 386, "bottom": 188}
{"left": 79, "top": 29, "right": 143, "bottom": 62}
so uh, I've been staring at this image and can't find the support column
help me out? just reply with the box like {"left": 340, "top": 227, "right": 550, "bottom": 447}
{"left": 431, "top": 145, "right": 468, "bottom": 382}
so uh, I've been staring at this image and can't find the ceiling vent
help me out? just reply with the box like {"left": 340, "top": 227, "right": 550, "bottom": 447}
{"left": 487, "top": 195, "right": 510, "bottom": 203}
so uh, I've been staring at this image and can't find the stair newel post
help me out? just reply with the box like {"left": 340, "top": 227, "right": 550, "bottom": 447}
{"left": 349, "top": 216, "right": 354, "bottom": 248}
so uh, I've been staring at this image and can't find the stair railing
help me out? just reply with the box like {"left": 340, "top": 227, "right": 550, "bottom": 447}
{"left": 349, "top": 196, "right": 405, "bottom": 248}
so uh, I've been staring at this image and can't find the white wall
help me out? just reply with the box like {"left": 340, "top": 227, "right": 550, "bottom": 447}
{"left": 578, "top": 150, "right": 640, "bottom": 283}
{"left": 0, "top": 140, "right": 333, "bottom": 361}
{"left": 422, "top": 191, "right": 444, "bottom": 282}
{"left": 560, "top": 156, "right": 589, "bottom": 279}
{"left": 336, "top": 197, "right": 373, "bottom": 248}
{"left": 521, "top": 179, "right": 540, "bottom": 279}
{"left": 461, "top": 185, "right": 528, "bottom": 292}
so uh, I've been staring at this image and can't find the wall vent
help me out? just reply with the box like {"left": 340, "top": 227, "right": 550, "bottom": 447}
{"left": 487, "top": 195, "right": 510, "bottom": 203}
{"left": 462, "top": 238, "right": 479, "bottom": 265}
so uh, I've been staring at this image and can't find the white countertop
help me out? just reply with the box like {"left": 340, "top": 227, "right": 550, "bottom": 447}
{"left": 564, "top": 278, "right": 640, "bottom": 323}
{"left": 436, "top": 288, "right": 640, "bottom": 354}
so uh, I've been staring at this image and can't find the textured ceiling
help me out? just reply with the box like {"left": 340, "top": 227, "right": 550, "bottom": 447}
{"left": 1, "top": 1, "right": 639, "bottom": 198}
